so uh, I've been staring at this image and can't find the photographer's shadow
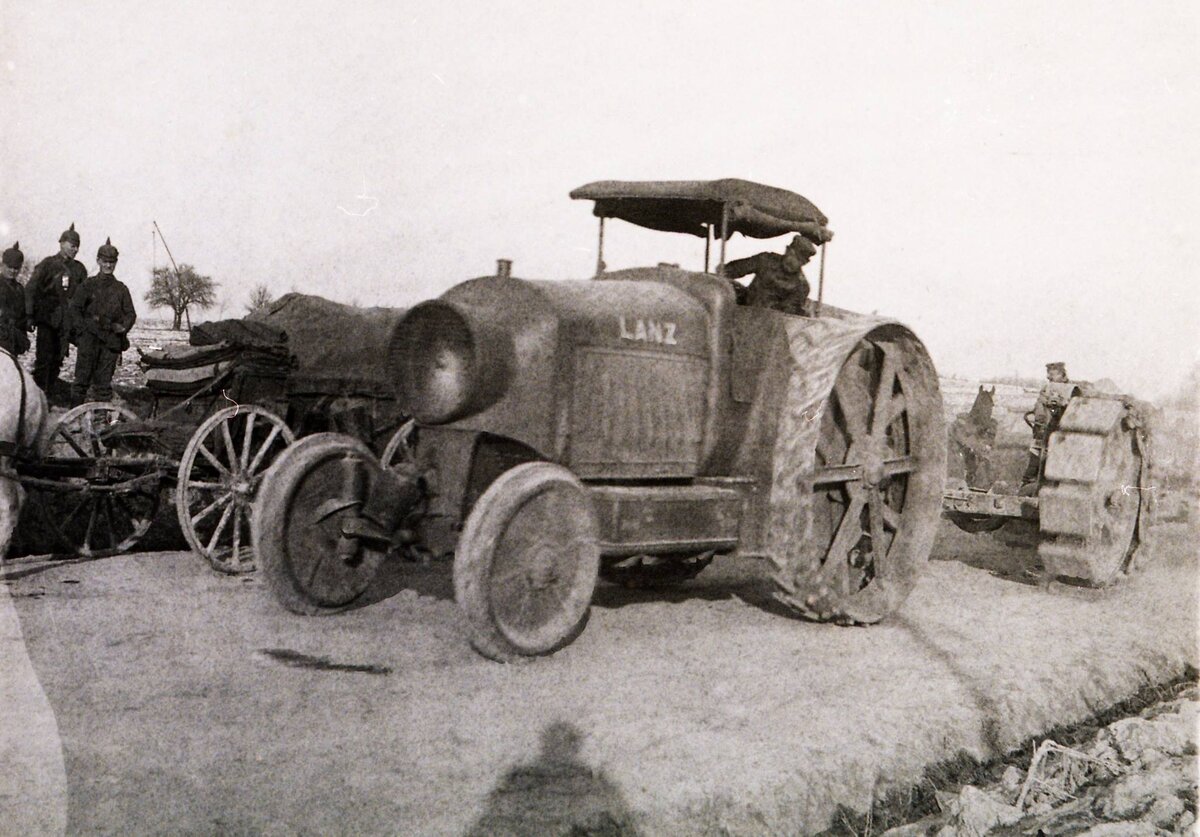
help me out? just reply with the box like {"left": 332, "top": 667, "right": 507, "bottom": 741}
{"left": 466, "top": 721, "right": 640, "bottom": 836}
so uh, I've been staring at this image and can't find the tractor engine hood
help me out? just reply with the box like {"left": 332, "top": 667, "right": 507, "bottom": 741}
{"left": 388, "top": 269, "right": 721, "bottom": 473}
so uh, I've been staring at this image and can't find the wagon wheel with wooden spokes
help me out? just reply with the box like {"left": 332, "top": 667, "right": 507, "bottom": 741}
{"left": 31, "top": 477, "right": 163, "bottom": 559}
{"left": 30, "top": 401, "right": 163, "bottom": 558}
{"left": 776, "top": 334, "right": 943, "bottom": 624}
{"left": 175, "top": 405, "right": 294, "bottom": 574}
{"left": 43, "top": 401, "right": 138, "bottom": 458}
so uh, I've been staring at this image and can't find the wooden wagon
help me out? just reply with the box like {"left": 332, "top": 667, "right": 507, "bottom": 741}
{"left": 14, "top": 294, "right": 409, "bottom": 573}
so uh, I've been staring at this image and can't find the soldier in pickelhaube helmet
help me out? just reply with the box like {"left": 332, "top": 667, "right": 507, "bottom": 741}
{"left": 70, "top": 237, "right": 137, "bottom": 403}
{"left": 1, "top": 242, "right": 31, "bottom": 356}
{"left": 25, "top": 223, "right": 87, "bottom": 399}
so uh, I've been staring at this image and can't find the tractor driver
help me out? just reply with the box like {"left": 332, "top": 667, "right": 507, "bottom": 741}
{"left": 1022, "top": 361, "right": 1070, "bottom": 487}
{"left": 724, "top": 234, "right": 815, "bottom": 316}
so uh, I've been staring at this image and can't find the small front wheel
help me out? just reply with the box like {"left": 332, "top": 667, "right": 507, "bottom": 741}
{"left": 454, "top": 462, "right": 600, "bottom": 662}
{"left": 253, "top": 433, "right": 387, "bottom": 614}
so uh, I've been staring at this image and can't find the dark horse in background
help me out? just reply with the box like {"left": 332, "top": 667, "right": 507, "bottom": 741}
{"left": 948, "top": 385, "right": 997, "bottom": 490}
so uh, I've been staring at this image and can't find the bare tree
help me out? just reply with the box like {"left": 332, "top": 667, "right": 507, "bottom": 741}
{"left": 145, "top": 264, "right": 218, "bottom": 330}
{"left": 245, "top": 283, "right": 275, "bottom": 315}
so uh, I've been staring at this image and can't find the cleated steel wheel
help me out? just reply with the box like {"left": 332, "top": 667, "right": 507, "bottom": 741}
{"left": 1036, "top": 398, "right": 1146, "bottom": 586}
{"left": 454, "top": 462, "right": 600, "bottom": 662}
{"left": 253, "top": 433, "right": 387, "bottom": 614}
{"left": 176, "top": 405, "right": 294, "bottom": 574}
{"left": 777, "top": 334, "right": 943, "bottom": 624}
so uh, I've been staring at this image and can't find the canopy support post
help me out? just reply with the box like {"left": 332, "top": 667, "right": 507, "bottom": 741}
{"left": 718, "top": 204, "right": 729, "bottom": 276}
{"left": 816, "top": 241, "right": 827, "bottom": 317}
{"left": 596, "top": 217, "right": 606, "bottom": 277}
{"left": 704, "top": 224, "right": 711, "bottom": 273}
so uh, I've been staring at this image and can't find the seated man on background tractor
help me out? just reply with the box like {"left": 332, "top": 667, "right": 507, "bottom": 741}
{"left": 1022, "top": 361, "right": 1071, "bottom": 488}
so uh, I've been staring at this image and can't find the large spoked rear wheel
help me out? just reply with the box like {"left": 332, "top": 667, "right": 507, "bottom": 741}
{"left": 780, "top": 334, "right": 943, "bottom": 624}
{"left": 253, "top": 433, "right": 387, "bottom": 615}
{"left": 454, "top": 462, "right": 600, "bottom": 662}
{"left": 176, "top": 405, "right": 294, "bottom": 574}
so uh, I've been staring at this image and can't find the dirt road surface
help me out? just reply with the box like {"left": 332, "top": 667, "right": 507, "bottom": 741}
{"left": 1, "top": 520, "right": 1195, "bottom": 835}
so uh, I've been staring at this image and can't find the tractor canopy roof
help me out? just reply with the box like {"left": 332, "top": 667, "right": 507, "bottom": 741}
{"left": 569, "top": 178, "right": 832, "bottom": 243}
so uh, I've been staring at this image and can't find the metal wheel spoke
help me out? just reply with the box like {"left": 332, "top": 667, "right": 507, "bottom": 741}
{"left": 835, "top": 376, "right": 871, "bottom": 439}
{"left": 867, "top": 489, "right": 886, "bottom": 556}
{"left": 881, "top": 502, "right": 902, "bottom": 532}
{"left": 812, "top": 464, "right": 863, "bottom": 485}
{"left": 192, "top": 491, "right": 233, "bottom": 527}
{"left": 870, "top": 347, "right": 898, "bottom": 438}
{"left": 246, "top": 425, "right": 283, "bottom": 476}
{"left": 206, "top": 501, "right": 235, "bottom": 554}
{"left": 815, "top": 496, "right": 866, "bottom": 588}
{"left": 883, "top": 456, "right": 917, "bottom": 476}
{"left": 239, "top": 413, "right": 256, "bottom": 471}
{"left": 888, "top": 392, "right": 908, "bottom": 428}
{"left": 816, "top": 435, "right": 840, "bottom": 466}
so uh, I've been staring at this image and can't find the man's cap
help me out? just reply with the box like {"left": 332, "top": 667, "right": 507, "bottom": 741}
{"left": 1046, "top": 362, "right": 1067, "bottom": 372}
{"left": 2, "top": 241, "right": 23, "bottom": 269}
{"left": 787, "top": 234, "right": 818, "bottom": 260}
{"left": 97, "top": 237, "right": 119, "bottom": 261}
{"left": 59, "top": 223, "right": 80, "bottom": 246}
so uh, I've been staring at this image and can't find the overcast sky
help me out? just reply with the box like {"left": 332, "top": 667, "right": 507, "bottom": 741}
{"left": 2, "top": 1, "right": 1196, "bottom": 398}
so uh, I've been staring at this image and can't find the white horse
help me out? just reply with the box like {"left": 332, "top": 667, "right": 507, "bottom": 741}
{"left": 0, "top": 352, "right": 48, "bottom": 559}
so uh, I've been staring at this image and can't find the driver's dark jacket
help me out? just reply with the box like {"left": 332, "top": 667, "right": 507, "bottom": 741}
{"left": 25, "top": 253, "right": 86, "bottom": 328}
{"left": 725, "top": 252, "right": 810, "bottom": 315}
{"left": 70, "top": 274, "right": 136, "bottom": 351}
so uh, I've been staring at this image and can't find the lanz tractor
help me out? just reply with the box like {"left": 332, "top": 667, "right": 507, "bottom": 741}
{"left": 252, "top": 179, "right": 947, "bottom": 661}
{"left": 943, "top": 379, "right": 1153, "bottom": 586}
